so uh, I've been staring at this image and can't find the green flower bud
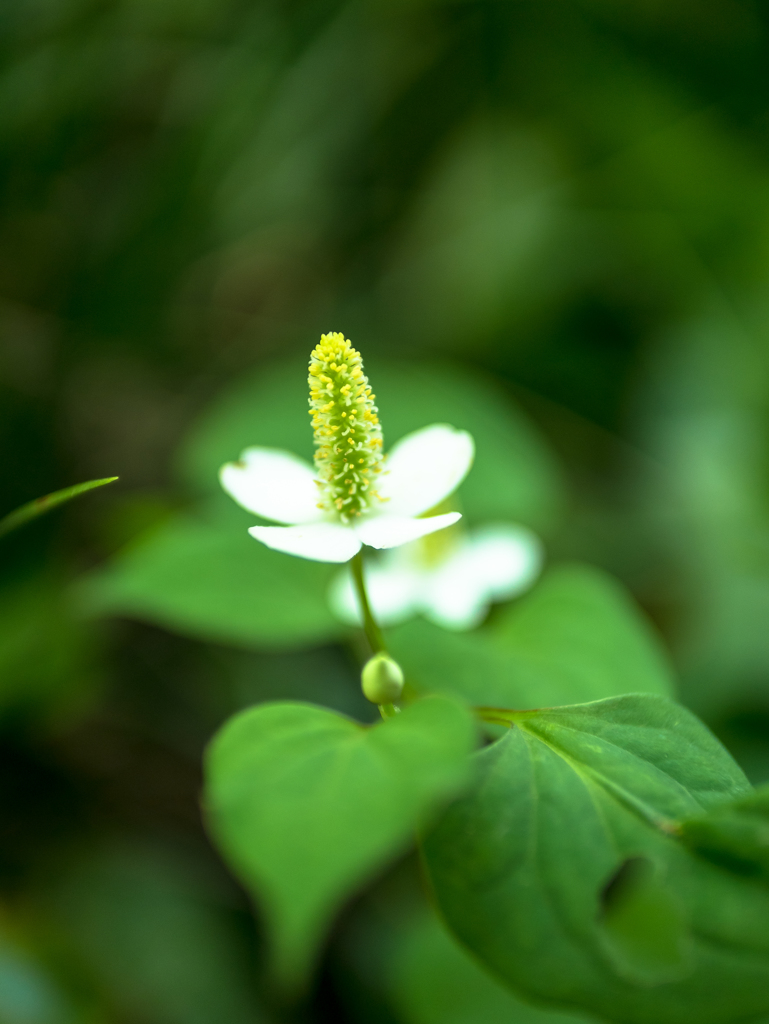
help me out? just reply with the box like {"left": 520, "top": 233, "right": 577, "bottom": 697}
{"left": 361, "top": 652, "right": 404, "bottom": 705}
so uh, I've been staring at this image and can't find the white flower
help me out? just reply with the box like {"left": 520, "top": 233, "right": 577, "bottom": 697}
{"left": 219, "top": 334, "right": 474, "bottom": 564}
{"left": 329, "top": 523, "right": 543, "bottom": 629}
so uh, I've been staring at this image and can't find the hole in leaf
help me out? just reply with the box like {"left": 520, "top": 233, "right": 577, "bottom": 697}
{"left": 598, "top": 856, "right": 693, "bottom": 986}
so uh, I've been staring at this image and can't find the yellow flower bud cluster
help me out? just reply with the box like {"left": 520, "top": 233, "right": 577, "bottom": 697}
{"left": 309, "top": 333, "right": 384, "bottom": 521}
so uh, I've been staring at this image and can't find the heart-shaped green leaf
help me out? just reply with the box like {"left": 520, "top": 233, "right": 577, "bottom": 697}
{"left": 490, "top": 563, "right": 676, "bottom": 697}
{"left": 421, "top": 694, "right": 769, "bottom": 1024}
{"left": 390, "top": 564, "right": 674, "bottom": 708}
{"left": 76, "top": 511, "right": 343, "bottom": 648}
{"left": 204, "top": 696, "right": 475, "bottom": 986}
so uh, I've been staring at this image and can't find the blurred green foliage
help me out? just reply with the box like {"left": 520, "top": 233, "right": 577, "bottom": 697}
{"left": 388, "top": 561, "right": 675, "bottom": 707}
{"left": 390, "top": 908, "right": 592, "bottom": 1024}
{"left": 52, "top": 842, "right": 267, "bottom": 1024}
{"left": 0, "top": 572, "right": 98, "bottom": 723}
{"left": 3, "top": 0, "right": 769, "bottom": 1020}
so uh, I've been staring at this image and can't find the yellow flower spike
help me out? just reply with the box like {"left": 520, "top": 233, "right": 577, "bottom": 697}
{"left": 220, "top": 331, "right": 472, "bottom": 564}
{"left": 309, "top": 333, "right": 384, "bottom": 522}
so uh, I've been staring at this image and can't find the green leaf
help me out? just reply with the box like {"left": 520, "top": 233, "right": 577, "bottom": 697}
{"left": 204, "top": 695, "right": 475, "bottom": 987}
{"left": 490, "top": 563, "right": 676, "bottom": 698}
{"left": 179, "top": 358, "right": 311, "bottom": 492}
{"left": 75, "top": 511, "right": 344, "bottom": 648}
{"left": 371, "top": 360, "right": 564, "bottom": 528}
{"left": 179, "top": 357, "right": 564, "bottom": 531}
{"left": 599, "top": 857, "right": 691, "bottom": 985}
{"left": 421, "top": 694, "right": 769, "bottom": 1024}
{"left": 389, "top": 564, "right": 674, "bottom": 709}
{"left": 390, "top": 910, "right": 595, "bottom": 1024}
{"left": 0, "top": 477, "right": 118, "bottom": 538}
{"left": 679, "top": 784, "right": 769, "bottom": 878}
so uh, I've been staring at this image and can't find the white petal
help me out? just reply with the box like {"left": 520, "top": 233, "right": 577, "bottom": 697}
{"left": 248, "top": 522, "right": 361, "bottom": 563}
{"left": 378, "top": 424, "right": 474, "bottom": 516}
{"left": 328, "top": 558, "right": 421, "bottom": 627}
{"left": 220, "top": 448, "right": 323, "bottom": 524}
{"left": 422, "top": 525, "right": 543, "bottom": 629}
{"left": 354, "top": 511, "right": 461, "bottom": 550}
{"left": 422, "top": 576, "right": 490, "bottom": 630}
{"left": 464, "top": 525, "right": 543, "bottom": 599}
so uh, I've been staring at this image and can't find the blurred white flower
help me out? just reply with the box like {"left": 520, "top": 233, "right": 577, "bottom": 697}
{"left": 329, "top": 522, "right": 543, "bottom": 629}
{"left": 219, "top": 334, "right": 474, "bottom": 564}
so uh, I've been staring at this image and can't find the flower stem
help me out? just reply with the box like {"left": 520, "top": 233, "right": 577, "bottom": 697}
{"left": 350, "top": 551, "right": 397, "bottom": 719}
{"left": 350, "top": 550, "right": 386, "bottom": 655}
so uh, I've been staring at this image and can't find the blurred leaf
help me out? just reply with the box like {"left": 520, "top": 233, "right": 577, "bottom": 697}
{"left": 379, "top": 119, "right": 566, "bottom": 353}
{"left": 636, "top": 309, "right": 769, "bottom": 722}
{"left": 55, "top": 844, "right": 267, "bottom": 1024}
{"left": 372, "top": 361, "right": 563, "bottom": 529}
{"left": 680, "top": 783, "right": 769, "bottom": 878}
{"left": 421, "top": 694, "right": 769, "bottom": 1024}
{"left": 598, "top": 856, "right": 691, "bottom": 985}
{"left": 0, "top": 479, "right": 117, "bottom": 538}
{"left": 179, "top": 357, "right": 565, "bottom": 531}
{"left": 491, "top": 563, "right": 676, "bottom": 696}
{"left": 390, "top": 909, "right": 593, "bottom": 1024}
{"left": 389, "top": 563, "right": 674, "bottom": 708}
{"left": 178, "top": 359, "right": 311, "bottom": 488}
{"left": 75, "top": 510, "right": 343, "bottom": 649}
{"left": 204, "top": 696, "right": 475, "bottom": 986}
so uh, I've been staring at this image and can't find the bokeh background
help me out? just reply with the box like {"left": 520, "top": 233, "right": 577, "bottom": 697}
{"left": 3, "top": 1, "right": 769, "bottom": 1021}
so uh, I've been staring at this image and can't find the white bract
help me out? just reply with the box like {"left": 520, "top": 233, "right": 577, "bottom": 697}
{"left": 219, "top": 333, "right": 474, "bottom": 563}
{"left": 330, "top": 523, "right": 543, "bottom": 629}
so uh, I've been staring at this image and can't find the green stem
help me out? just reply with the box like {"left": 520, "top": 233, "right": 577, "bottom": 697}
{"left": 350, "top": 550, "right": 386, "bottom": 655}
{"left": 350, "top": 551, "right": 398, "bottom": 719}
